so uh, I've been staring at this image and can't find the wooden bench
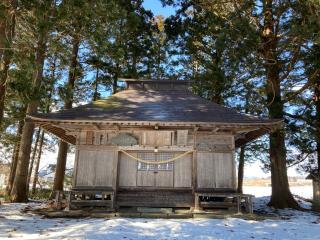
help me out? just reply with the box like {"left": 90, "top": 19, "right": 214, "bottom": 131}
{"left": 195, "top": 192, "right": 254, "bottom": 214}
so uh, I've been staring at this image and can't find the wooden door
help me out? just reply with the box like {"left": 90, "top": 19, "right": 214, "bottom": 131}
{"left": 136, "top": 152, "right": 174, "bottom": 188}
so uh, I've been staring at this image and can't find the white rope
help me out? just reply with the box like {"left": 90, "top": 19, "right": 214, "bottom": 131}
{"left": 119, "top": 150, "right": 194, "bottom": 164}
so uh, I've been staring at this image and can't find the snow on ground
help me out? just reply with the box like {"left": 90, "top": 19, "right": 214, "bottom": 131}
{"left": 243, "top": 185, "right": 313, "bottom": 199}
{"left": 0, "top": 187, "right": 319, "bottom": 240}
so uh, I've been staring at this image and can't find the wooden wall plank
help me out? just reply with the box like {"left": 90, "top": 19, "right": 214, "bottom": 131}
{"left": 174, "top": 153, "right": 192, "bottom": 188}
{"left": 196, "top": 152, "right": 235, "bottom": 189}
{"left": 196, "top": 134, "right": 233, "bottom": 151}
{"left": 142, "top": 131, "right": 173, "bottom": 146}
{"left": 214, "top": 152, "right": 233, "bottom": 188}
{"left": 118, "top": 152, "right": 137, "bottom": 187}
{"left": 177, "top": 130, "right": 188, "bottom": 146}
{"left": 86, "top": 131, "right": 94, "bottom": 145}
{"left": 197, "top": 152, "right": 215, "bottom": 188}
{"left": 137, "top": 170, "right": 154, "bottom": 187}
{"left": 156, "top": 171, "right": 173, "bottom": 187}
{"left": 79, "top": 132, "right": 87, "bottom": 145}
{"left": 94, "top": 150, "right": 114, "bottom": 187}
{"left": 76, "top": 150, "right": 95, "bottom": 186}
{"left": 112, "top": 150, "right": 119, "bottom": 190}
{"left": 75, "top": 149, "right": 116, "bottom": 187}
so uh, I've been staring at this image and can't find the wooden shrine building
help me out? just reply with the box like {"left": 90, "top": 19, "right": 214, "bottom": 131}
{"left": 29, "top": 79, "right": 281, "bottom": 212}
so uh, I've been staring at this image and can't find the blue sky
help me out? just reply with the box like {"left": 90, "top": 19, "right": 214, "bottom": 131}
{"left": 142, "top": 0, "right": 176, "bottom": 17}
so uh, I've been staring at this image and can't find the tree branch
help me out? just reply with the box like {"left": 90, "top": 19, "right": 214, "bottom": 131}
{"left": 279, "top": 44, "right": 301, "bottom": 82}
{"left": 288, "top": 153, "right": 311, "bottom": 168}
{"left": 284, "top": 112, "right": 315, "bottom": 127}
{"left": 282, "top": 69, "right": 319, "bottom": 103}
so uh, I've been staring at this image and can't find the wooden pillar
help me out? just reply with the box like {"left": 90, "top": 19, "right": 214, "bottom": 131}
{"left": 313, "top": 180, "right": 320, "bottom": 211}
{"left": 237, "top": 195, "right": 241, "bottom": 213}
{"left": 194, "top": 193, "right": 200, "bottom": 211}
{"left": 192, "top": 151, "right": 197, "bottom": 193}
{"left": 248, "top": 196, "right": 253, "bottom": 214}
{"left": 112, "top": 150, "right": 119, "bottom": 210}
{"left": 192, "top": 128, "right": 198, "bottom": 211}
{"left": 71, "top": 146, "right": 79, "bottom": 188}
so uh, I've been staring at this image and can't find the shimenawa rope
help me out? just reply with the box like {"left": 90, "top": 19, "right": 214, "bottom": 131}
{"left": 119, "top": 150, "right": 194, "bottom": 165}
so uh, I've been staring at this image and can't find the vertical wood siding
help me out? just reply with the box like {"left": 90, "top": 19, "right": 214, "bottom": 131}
{"left": 75, "top": 149, "right": 115, "bottom": 187}
{"left": 137, "top": 170, "right": 154, "bottom": 187}
{"left": 119, "top": 152, "right": 137, "bottom": 187}
{"left": 142, "top": 131, "right": 173, "bottom": 146}
{"left": 197, "top": 152, "right": 234, "bottom": 189}
{"left": 174, "top": 153, "right": 192, "bottom": 187}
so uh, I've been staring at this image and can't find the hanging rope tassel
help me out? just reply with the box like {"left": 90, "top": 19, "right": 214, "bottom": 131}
{"left": 119, "top": 150, "right": 194, "bottom": 165}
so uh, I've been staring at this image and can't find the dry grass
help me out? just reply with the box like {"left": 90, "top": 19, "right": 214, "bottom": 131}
{"left": 243, "top": 178, "right": 312, "bottom": 187}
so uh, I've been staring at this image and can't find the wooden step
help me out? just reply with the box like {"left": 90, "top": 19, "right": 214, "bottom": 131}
{"left": 71, "top": 200, "right": 113, "bottom": 208}
{"left": 116, "top": 190, "right": 193, "bottom": 208}
{"left": 200, "top": 201, "right": 237, "bottom": 209}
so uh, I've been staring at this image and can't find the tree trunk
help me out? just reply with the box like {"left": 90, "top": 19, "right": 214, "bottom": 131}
{"left": 312, "top": 43, "right": 320, "bottom": 175}
{"left": 0, "top": 0, "right": 17, "bottom": 126}
{"left": 26, "top": 128, "right": 41, "bottom": 192}
{"left": 51, "top": 141, "right": 68, "bottom": 194}
{"left": 315, "top": 67, "right": 320, "bottom": 175}
{"left": 51, "top": 35, "right": 80, "bottom": 195}
{"left": 210, "top": 49, "right": 224, "bottom": 105}
{"left": 237, "top": 145, "right": 245, "bottom": 194}
{"left": 31, "top": 130, "right": 44, "bottom": 195}
{"left": 113, "top": 78, "right": 118, "bottom": 94}
{"left": 93, "top": 68, "right": 99, "bottom": 101}
{"left": 6, "top": 119, "right": 24, "bottom": 195}
{"left": 262, "top": 0, "right": 298, "bottom": 209}
{"left": 10, "top": 25, "right": 48, "bottom": 202}
{"left": 113, "top": 70, "right": 118, "bottom": 94}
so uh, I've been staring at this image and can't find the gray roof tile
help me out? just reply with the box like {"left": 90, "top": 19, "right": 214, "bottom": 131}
{"left": 30, "top": 89, "right": 279, "bottom": 124}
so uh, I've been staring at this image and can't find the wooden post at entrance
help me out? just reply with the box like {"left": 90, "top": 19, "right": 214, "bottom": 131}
{"left": 194, "top": 193, "right": 201, "bottom": 212}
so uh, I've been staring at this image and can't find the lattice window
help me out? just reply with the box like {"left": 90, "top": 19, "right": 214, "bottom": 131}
{"left": 137, "top": 152, "right": 174, "bottom": 171}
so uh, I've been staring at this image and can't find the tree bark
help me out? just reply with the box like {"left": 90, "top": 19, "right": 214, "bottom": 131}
{"left": 51, "top": 141, "right": 68, "bottom": 193}
{"left": 210, "top": 49, "right": 224, "bottom": 105}
{"left": 51, "top": 35, "right": 80, "bottom": 195}
{"left": 10, "top": 24, "right": 48, "bottom": 202}
{"left": 6, "top": 119, "right": 24, "bottom": 195}
{"left": 312, "top": 44, "right": 320, "bottom": 175}
{"left": 31, "top": 130, "right": 44, "bottom": 195}
{"left": 113, "top": 65, "right": 118, "bottom": 94}
{"left": 315, "top": 66, "right": 320, "bottom": 175}
{"left": 262, "top": 0, "right": 298, "bottom": 209}
{"left": 113, "top": 77, "right": 118, "bottom": 94}
{"left": 0, "top": 0, "right": 17, "bottom": 126}
{"left": 26, "top": 128, "right": 41, "bottom": 192}
{"left": 237, "top": 145, "right": 245, "bottom": 194}
{"left": 93, "top": 68, "right": 99, "bottom": 101}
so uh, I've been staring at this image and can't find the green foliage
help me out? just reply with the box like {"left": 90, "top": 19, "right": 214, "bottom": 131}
{"left": 1, "top": 0, "right": 320, "bottom": 187}
{"left": 29, "top": 189, "right": 52, "bottom": 200}
{"left": 163, "top": 0, "right": 320, "bottom": 175}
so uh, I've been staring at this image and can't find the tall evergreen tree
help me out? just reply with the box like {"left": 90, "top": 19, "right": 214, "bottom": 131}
{"left": 10, "top": 0, "right": 56, "bottom": 202}
{"left": 0, "top": 0, "right": 17, "bottom": 127}
{"left": 164, "top": 0, "right": 319, "bottom": 209}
